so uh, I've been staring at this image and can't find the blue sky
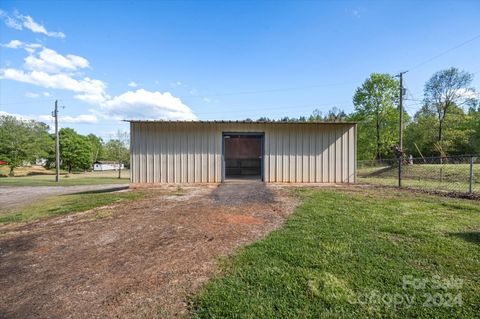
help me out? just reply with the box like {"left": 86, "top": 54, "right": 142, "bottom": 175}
{"left": 0, "top": 0, "right": 479, "bottom": 139}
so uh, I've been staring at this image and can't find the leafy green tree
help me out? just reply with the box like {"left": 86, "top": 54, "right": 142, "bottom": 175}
{"left": 104, "top": 140, "right": 129, "bottom": 165}
{"left": 405, "top": 104, "right": 475, "bottom": 157}
{"left": 352, "top": 73, "right": 401, "bottom": 160}
{"left": 257, "top": 117, "right": 272, "bottom": 122}
{"left": 404, "top": 106, "right": 438, "bottom": 157}
{"left": 324, "top": 107, "right": 347, "bottom": 121}
{"left": 104, "top": 131, "right": 129, "bottom": 178}
{"left": 308, "top": 109, "right": 323, "bottom": 121}
{"left": 423, "top": 67, "right": 476, "bottom": 147}
{"left": 59, "top": 128, "right": 93, "bottom": 173}
{"left": 441, "top": 106, "right": 475, "bottom": 155}
{"left": 307, "top": 108, "right": 347, "bottom": 122}
{"left": 0, "top": 115, "right": 51, "bottom": 175}
{"left": 86, "top": 134, "right": 104, "bottom": 165}
{"left": 467, "top": 105, "right": 480, "bottom": 153}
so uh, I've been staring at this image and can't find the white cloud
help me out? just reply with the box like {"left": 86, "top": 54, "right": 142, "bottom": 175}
{"left": 0, "top": 12, "right": 198, "bottom": 123}
{"left": 25, "top": 92, "right": 39, "bottom": 98}
{"left": 1, "top": 66, "right": 197, "bottom": 120}
{"left": 455, "top": 88, "right": 478, "bottom": 100}
{"left": 24, "top": 47, "right": 89, "bottom": 73}
{"left": 0, "top": 111, "right": 97, "bottom": 124}
{"left": 1, "top": 70, "right": 195, "bottom": 121}
{"left": 102, "top": 89, "right": 197, "bottom": 120}
{"left": 0, "top": 10, "right": 22, "bottom": 30}
{"left": 203, "top": 97, "right": 212, "bottom": 103}
{"left": 22, "top": 15, "right": 65, "bottom": 38}
{"left": 1, "top": 43, "right": 197, "bottom": 121}
{"left": 0, "top": 111, "right": 30, "bottom": 121}
{"left": 38, "top": 114, "right": 98, "bottom": 124}
{"left": 1, "top": 39, "right": 23, "bottom": 48}
{"left": 24, "top": 43, "right": 42, "bottom": 53}
{"left": 1, "top": 40, "right": 43, "bottom": 54}
{"left": 0, "top": 68, "right": 109, "bottom": 103}
{"left": 63, "top": 114, "right": 98, "bottom": 124}
{"left": 0, "top": 10, "right": 65, "bottom": 38}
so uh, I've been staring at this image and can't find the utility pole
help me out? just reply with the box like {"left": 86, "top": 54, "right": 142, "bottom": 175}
{"left": 53, "top": 100, "right": 60, "bottom": 182}
{"left": 397, "top": 71, "right": 407, "bottom": 188}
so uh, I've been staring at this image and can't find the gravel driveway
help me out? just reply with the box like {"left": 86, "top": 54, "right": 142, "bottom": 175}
{"left": 0, "top": 184, "right": 129, "bottom": 213}
{"left": 0, "top": 182, "right": 296, "bottom": 318}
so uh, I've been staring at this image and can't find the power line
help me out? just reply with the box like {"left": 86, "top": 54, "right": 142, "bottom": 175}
{"left": 179, "top": 81, "right": 361, "bottom": 98}
{"left": 408, "top": 32, "right": 480, "bottom": 72}
{"left": 194, "top": 100, "right": 353, "bottom": 115}
{"left": 2, "top": 33, "right": 479, "bottom": 116}
{"left": 0, "top": 81, "right": 360, "bottom": 107}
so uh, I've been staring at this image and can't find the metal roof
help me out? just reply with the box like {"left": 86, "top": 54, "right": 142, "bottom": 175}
{"left": 125, "top": 120, "right": 357, "bottom": 125}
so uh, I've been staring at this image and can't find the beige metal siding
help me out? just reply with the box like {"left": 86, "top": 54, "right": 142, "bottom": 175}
{"left": 130, "top": 122, "right": 356, "bottom": 184}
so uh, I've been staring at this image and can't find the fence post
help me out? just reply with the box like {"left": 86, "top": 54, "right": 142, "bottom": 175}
{"left": 439, "top": 156, "right": 443, "bottom": 182}
{"left": 398, "top": 157, "right": 402, "bottom": 188}
{"left": 469, "top": 156, "right": 474, "bottom": 194}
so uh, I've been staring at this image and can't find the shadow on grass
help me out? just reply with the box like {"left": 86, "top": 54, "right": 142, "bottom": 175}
{"left": 359, "top": 165, "right": 395, "bottom": 177}
{"left": 67, "top": 185, "right": 129, "bottom": 196}
{"left": 449, "top": 231, "right": 480, "bottom": 244}
{"left": 26, "top": 171, "right": 56, "bottom": 176}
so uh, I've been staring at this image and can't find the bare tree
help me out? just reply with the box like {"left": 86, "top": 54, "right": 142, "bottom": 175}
{"left": 423, "top": 67, "right": 476, "bottom": 144}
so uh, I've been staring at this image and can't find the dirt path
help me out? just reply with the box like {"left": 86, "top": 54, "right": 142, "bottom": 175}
{"left": 0, "top": 182, "right": 296, "bottom": 318}
{"left": 0, "top": 184, "right": 129, "bottom": 213}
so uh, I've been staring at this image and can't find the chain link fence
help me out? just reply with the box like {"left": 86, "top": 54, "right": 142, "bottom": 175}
{"left": 357, "top": 155, "right": 480, "bottom": 196}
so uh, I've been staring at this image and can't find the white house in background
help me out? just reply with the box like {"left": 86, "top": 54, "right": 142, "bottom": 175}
{"left": 36, "top": 158, "right": 47, "bottom": 166}
{"left": 93, "top": 161, "right": 124, "bottom": 171}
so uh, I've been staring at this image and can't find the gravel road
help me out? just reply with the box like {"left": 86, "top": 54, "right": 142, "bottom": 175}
{"left": 0, "top": 184, "right": 129, "bottom": 213}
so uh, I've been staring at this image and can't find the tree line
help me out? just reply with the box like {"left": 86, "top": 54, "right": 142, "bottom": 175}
{"left": 0, "top": 116, "right": 129, "bottom": 176}
{"left": 255, "top": 67, "right": 479, "bottom": 160}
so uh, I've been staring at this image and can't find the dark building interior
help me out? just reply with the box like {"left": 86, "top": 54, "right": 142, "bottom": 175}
{"left": 224, "top": 135, "right": 262, "bottom": 179}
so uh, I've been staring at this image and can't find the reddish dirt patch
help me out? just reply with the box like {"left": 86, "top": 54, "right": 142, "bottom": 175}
{"left": 0, "top": 182, "right": 296, "bottom": 318}
{"left": 222, "top": 214, "right": 264, "bottom": 225}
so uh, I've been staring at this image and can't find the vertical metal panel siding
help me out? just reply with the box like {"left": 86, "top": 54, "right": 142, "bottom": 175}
{"left": 130, "top": 122, "right": 356, "bottom": 183}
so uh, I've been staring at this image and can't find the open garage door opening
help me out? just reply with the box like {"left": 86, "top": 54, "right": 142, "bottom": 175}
{"left": 223, "top": 133, "right": 264, "bottom": 181}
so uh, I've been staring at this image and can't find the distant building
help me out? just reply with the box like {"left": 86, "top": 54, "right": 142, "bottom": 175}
{"left": 93, "top": 161, "right": 124, "bottom": 171}
{"left": 36, "top": 158, "right": 47, "bottom": 166}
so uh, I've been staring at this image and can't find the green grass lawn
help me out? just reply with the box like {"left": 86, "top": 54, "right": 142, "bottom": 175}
{"left": 0, "top": 170, "right": 130, "bottom": 186}
{"left": 192, "top": 188, "right": 480, "bottom": 318}
{"left": 0, "top": 189, "right": 146, "bottom": 224}
{"left": 358, "top": 176, "right": 480, "bottom": 194}
{"left": 358, "top": 163, "right": 480, "bottom": 194}
{"left": 358, "top": 163, "right": 480, "bottom": 183}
